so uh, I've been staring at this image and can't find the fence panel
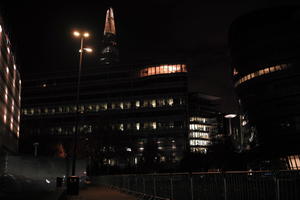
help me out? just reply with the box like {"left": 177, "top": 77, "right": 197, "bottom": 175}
{"left": 93, "top": 170, "right": 300, "bottom": 200}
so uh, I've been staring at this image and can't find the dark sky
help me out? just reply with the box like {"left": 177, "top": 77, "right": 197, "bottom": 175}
{"left": 1, "top": 0, "right": 299, "bottom": 113}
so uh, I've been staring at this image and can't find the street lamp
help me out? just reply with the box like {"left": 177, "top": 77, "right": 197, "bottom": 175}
{"left": 71, "top": 30, "right": 92, "bottom": 177}
{"left": 224, "top": 114, "right": 237, "bottom": 136}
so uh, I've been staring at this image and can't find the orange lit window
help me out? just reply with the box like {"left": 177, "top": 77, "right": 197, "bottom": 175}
{"left": 139, "top": 64, "right": 187, "bottom": 77}
{"left": 235, "top": 63, "right": 289, "bottom": 87}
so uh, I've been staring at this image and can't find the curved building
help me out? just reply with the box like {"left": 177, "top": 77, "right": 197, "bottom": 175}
{"left": 0, "top": 17, "right": 21, "bottom": 157}
{"left": 229, "top": 6, "right": 300, "bottom": 158}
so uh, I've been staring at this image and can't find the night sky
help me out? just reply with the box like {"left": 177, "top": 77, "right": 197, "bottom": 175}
{"left": 0, "top": 0, "right": 299, "bottom": 113}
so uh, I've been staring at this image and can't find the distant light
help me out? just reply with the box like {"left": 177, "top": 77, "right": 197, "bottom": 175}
{"left": 73, "top": 31, "right": 80, "bottom": 37}
{"left": 45, "top": 179, "right": 51, "bottom": 184}
{"left": 7, "top": 47, "right": 10, "bottom": 54}
{"left": 83, "top": 32, "right": 90, "bottom": 38}
{"left": 13, "top": 64, "right": 16, "bottom": 70}
{"left": 224, "top": 114, "right": 237, "bottom": 119}
{"left": 0, "top": 25, "right": 2, "bottom": 33}
{"left": 42, "top": 83, "right": 47, "bottom": 88}
{"left": 126, "top": 148, "right": 132, "bottom": 152}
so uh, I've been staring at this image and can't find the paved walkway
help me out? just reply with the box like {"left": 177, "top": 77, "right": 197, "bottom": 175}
{"left": 74, "top": 186, "right": 137, "bottom": 200}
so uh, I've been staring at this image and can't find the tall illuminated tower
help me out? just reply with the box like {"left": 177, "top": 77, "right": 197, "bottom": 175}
{"left": 100, "top": 7, "right": 119, "bottom": 64}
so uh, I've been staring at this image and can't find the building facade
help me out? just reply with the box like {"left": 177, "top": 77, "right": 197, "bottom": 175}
{"left": 20, "top": 8, "right": 223, "bottom": 172}
{"left": 0, "top": 16, "right": 21, "bottom": 173}
{"left": 229, "top": 6, "right": 300, "bottom": 168}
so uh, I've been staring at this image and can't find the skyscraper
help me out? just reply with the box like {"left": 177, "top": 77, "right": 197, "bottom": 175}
{"left": 100, "top": 8, "right": 119, "bottom": 64}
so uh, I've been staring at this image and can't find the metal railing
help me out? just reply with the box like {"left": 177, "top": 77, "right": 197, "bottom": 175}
{"left": 94, "top": 170, "right": 300, "bottom": 200}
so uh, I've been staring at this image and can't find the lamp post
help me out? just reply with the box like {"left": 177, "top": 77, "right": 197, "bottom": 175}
{"left": 67, "top": 31, "right": 92, "bottom": 196}
{"left": 71, "top": 31, "right": 92, "bottom": 176}
{"left": 224, "top": 114, "right": 237, "bottom": 136}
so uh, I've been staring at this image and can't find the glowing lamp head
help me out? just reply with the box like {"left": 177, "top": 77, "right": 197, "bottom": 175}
{"left": 224, "top": 114, "right": 237, "bottom": 119}
{"left": 79, "top": 48, "right": 93, "bottom": 53}
{"left": 84, "top": 48, "right": 93, "bottom": 52}
{"left": 73, "top": 31, "right": 81, "bottom": 37}
{"left": 83, "top": 32, "right": 90, "bottom": 38}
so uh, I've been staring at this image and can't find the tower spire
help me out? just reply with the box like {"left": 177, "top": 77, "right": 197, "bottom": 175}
{"left": 104, "top": 7, "right": 116, "bottom": 35}
{"left": 100, "top": 7, "right": 119, "bottom": 64}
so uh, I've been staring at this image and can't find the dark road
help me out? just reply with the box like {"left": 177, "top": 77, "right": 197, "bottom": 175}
{"left": 76, "top": 186, "right": 137, "bottom": 200}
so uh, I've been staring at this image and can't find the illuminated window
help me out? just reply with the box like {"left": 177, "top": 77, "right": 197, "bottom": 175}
{"left": 151, "top": 100, "right": 156, "bottom": 107}
{"left": 135, "top": 101, "right": 140, "bottom": 108}
{"left": 189, "top": 124, "right": 209, "bottom": 131}
{"left": 136, "top": 123, "right": 140, "bottom": 130}
{"left": 189, "top": 132, "right": 209, "bottom": 139}
{"left": 151, "top": 122, "right": 157, "bottom": 129}
{"left": 235, "top": 64, "right": 289, "bottom": 87}
{"left": 5, "top": 87, "right": 8, "bottom": 102}
{"left": 100, "top": 103, "right": 108, "bottom": 110}
{"left": 190, "top": 139, "right": 210, "bottom": 146}
{"left": 167, "top": 98, "right": 174, "bottom": 106}
{"left": 3, "top": 108, "right": 7, "bottom": 123}
{"left": 139, "top": 64, "right": 187, "bottom": 77}
{"left": 191, "top": 147, "right": 207, "bottom": 154}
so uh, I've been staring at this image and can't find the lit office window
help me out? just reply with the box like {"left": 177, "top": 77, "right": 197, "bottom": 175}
{"left": 190, "top": 139, "right": 210, "bottom": 146}
{"left": 189, "top": 124, "right": 209, "bottom": 131}
{"left": 191, "top": 147, "right": 207, "bottom": 154}
{"left": 120, "top": 123, "right": 124, "bottom": 131}
{"left": 235, "top": 63, "right": 289, "bottom": 87}
{"left": 100, "top": 103, "right": 108, "bottom": 110}
{"left": 288, "top": 155, "right": 300, "bottom": 170}
{"left": 152, "top": 122, "right": 157, "bottom": 130}
{"left": 135, "top": 101, "right": 140, "bottom": 108}
{"left": 167, "top": 98, "right": 174, "bottom": 106}
{"left": 136, "top": 123, "right": 140, "bottom": 130}
{"left": 5, "top": 87, "right": 8, "bottom": 102}
{"left": 189, "top": 132, "right": 209, "bottom": 139}
{"left": 151, "top": 100, "right": 156, "bottom": 107}
{"left": 139, "top": 64, "right": 187, "bottom": 77}
{"left": 3, "top": 108, "right": 7, "bottom": 123}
